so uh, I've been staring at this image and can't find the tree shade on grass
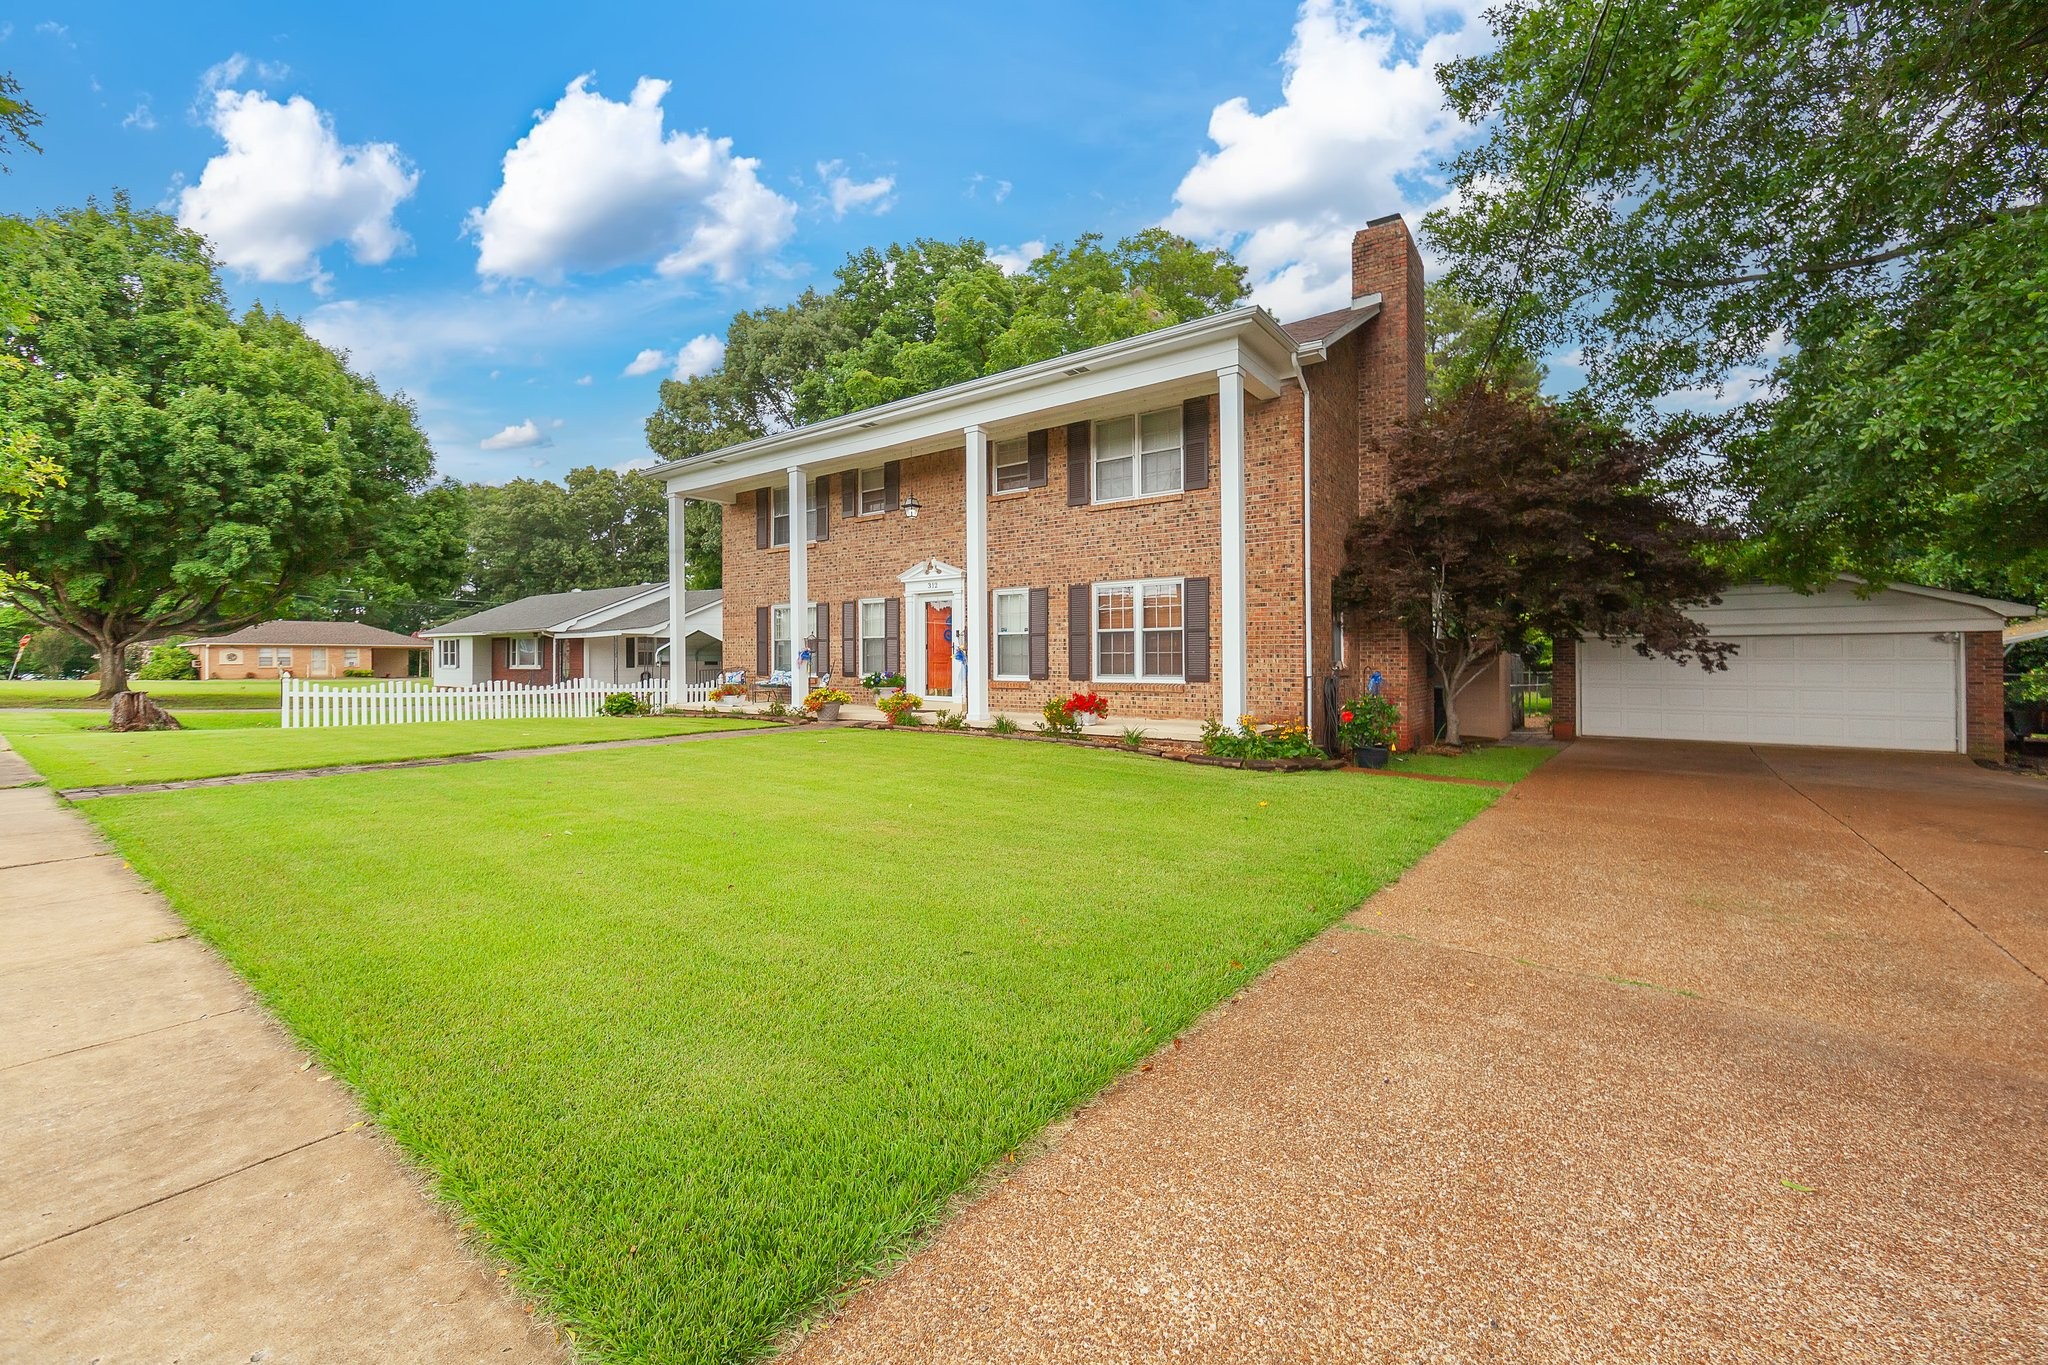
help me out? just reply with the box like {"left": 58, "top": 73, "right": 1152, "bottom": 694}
{"left": 83, "top": 730, "right": 1494, "bottom": 1363}
{"left": 0, "top": 711, "right": 764, "bottom": 790}
{"left": 1, "top": 678, "right": 287, "bottom": 709}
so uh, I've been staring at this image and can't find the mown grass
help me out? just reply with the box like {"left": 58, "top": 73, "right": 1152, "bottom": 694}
{"left": 85, "top": 729, "right": 1495, "bottom": 1363}
{"left": 0, "top": 678, "right": 297, "bottom": 708}
{"left": 1390, "top": 742, "right": 1558, "bottom": 783}
{"left": 0, "top": 710, "right": 765, "bottom": 789}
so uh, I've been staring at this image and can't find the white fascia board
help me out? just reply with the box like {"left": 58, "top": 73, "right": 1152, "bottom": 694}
{"left": 553, "top": 584, "right": 669, "bottom": 633}
{"left": 658, "top": 310, "right": 1301, "bottom": 501}
{"left": 1843, "top": 575, "right": 2037, "bottom": 619}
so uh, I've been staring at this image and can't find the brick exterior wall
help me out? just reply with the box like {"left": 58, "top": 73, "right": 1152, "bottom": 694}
{"left": 1550, "top": 636, "right": 1577, "bottom": 740}
{"left": 490, "top": 635, "right": 564, "bottom": 685}
{"left": 1965, "top": 628, "right": 2004, "bottom": 761}
{"left": 197, "top": 644, "right": 418, "bottom": 680}
{"left": 716, "top": 214, "right": 1431, "bottom": 733}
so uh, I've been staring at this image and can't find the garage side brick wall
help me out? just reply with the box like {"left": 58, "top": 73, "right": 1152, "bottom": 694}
{"left": 1551, "top": 636, "right": 1577, "bottom": 740}
{"left": 1965, "top": 629, "right": 2004, "bottom": 760}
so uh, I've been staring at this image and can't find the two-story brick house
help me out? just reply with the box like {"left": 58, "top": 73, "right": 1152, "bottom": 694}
{"left": 653, "top": 215, "right": 1498, "bottom": 749}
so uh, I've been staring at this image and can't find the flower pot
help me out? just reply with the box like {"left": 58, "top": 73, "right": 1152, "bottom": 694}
{"left": 876, "top": 687, "right": 898, "bottom": 702}
{"left": 1071, "top": 709, "right": 1100, "bottom": 729}
{"left": 816, "top": 701, "right": 842, "bottom": 722}
{"left": 716, "top": 695, "right": 740, "bottom": 710}
{"left": 1353, "top": 744, "right": 1390, "bottom": 769}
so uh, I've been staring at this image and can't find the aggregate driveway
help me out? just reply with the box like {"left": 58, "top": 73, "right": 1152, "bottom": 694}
{"left": 785, "top": 739, "right": 2048, "bottom": 1363}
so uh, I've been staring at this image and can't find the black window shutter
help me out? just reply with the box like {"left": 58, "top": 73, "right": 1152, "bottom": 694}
{"left": 1027, "top": 429, "right": 1050, "bottom": 488}
{"left": 813, "top": 480, "right": 829, "bottom": 542}
{"left": 883, "top": 460, "right": 901, "bottom": 512}
{"left": 841, "top": 472, "right": 857, "bottom": 518}
{"left": 755, "top": 605, "right": 771, "bottom": 674}
{"left": 1029, "top": 587, "right": 1049, "bottom": 680}
{"left": 813, "top": 604, "right": 829, "bottom": 672}
{"left": 1067, "top": 583, "right": 1091, "bottom": 680}
{"left": 754, "top": 489, "right": 770, "bottom": 549}
{"left": 842, "top": 600, "right": 857, "bottom": 676}
{"left": 1182, "top": 396, "right": 1211, "bottom": 491}
{"left": 884, "top": 596, "right": 902, "bottom": 675}
{"left": 1065, "top": 422, "right": 1090, "bottom": 506}
{"left": 1184, "top": 577, "right": 1212, "bottom": 682}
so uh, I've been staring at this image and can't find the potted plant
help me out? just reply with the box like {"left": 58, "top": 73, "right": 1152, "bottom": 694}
{"left": 877, "top": 691, "right": 924, "bottom": 726}
{"left": 709, "top": 681, "right": 748, "bottom": 711}
{"left": 804, "top": 686, "right": 852, "bottom": 721}
{"left": 862, "top": 671, "right": 907, "bottom": 700}
{"left": 1336, "top": 695, "right": 1400, "bottom": 768}
{"left": 1066, "top": 690, "right": 1109, "bottom": 728}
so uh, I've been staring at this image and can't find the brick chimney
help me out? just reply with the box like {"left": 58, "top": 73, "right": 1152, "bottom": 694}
{"left": 1351, "top": 213, "right": 1427, "bottom": 504}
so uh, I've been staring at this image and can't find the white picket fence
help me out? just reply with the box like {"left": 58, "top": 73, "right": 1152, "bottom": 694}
{"left": 280, "top": 677, "right": 716, "bottom": 728}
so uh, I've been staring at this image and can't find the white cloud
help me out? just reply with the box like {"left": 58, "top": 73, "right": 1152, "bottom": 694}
{"left": 623, "top": 347, "right": 668, "bottom": 377}
{"left": 1164, "top": 0, "right": 1491, "bottom": 318}
{"left": 993, "top": 179, "right": 1012, "bottom": 205}
{"left": 122, "top": 102, "right": 157, "bottom": 132}
{"left": 178, "top": 84, "right": 418, "bottom": 291}
{"left": 817, "top": 159, "right": 896, "bottom": 218}
{"left": 466, "top": 74, "right": 796, "bottom": 285}
{"left": 575, "top": 374, "right": 594, "bottom": 386}
{"left": 480, "top": 418, "right": 551, "bottom": 451}
{"left": 990, "top": 240, "right": 1046, "bottom": 276}
{"left": 671, "top": 333, "right": 725, "bottom": 379}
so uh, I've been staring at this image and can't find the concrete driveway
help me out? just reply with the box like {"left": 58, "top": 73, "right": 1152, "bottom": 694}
{"left": 785, "top": 740, "right": 2048, "bottom": 1362}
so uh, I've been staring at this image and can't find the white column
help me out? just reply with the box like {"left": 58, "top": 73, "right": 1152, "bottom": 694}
{"left": 963, "top": 424, "right": 990, "bottom": 725}
{"left": 667, "top": 492, "right": 687, "bottom": 680}
{"left": 1218, "top": 365, "right": 1248, "bottom": 724}
{"left": 786, "top": 466, "right": 808, "bottom": 690}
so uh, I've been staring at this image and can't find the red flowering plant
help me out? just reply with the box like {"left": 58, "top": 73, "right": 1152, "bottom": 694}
{"left": 1066, "top": 691, "right": 1109, "bottom": 720}
{"left": 1335, "top": 695, "right": 1400, "bottom": 751}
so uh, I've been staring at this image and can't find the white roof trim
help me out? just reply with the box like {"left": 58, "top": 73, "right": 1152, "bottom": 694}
{"left": 1835, "top": 575, "right": 2035, "bottom": 619}
{"left": 553, "top": 583, "right": 668, "bottom": 632}
{"left": 1295, "top": 294, "right": 1381, "bottom": 366}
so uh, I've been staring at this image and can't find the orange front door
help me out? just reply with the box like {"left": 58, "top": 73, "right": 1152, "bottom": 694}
{"left": 925, "top": 602, "right": 952, "bottom": 695}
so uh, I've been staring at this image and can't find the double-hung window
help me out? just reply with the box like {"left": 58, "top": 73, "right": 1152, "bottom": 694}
{"left": 273, "top": 648, "right": 293, "bottom": 668}
{"left": 508, "top": 636, "right": 540, "bottom": 669}
{"left": 858, "top": 466, "right": 886, "bottom": 515}
{"left": 993, "top": 589, "right": 1030, "bottom": 679}
{"left": 628, "top": 637, "right": 659, "bottom": 668}
{"left": 770, "top": 606, "right": 793, "bottom": 674}
{"left": 343, "top": 648, "right": 361, "bottom": 669}
{"left": 1092, "top": 408, "right": 1183, "bottom": 503}
{"left": 1094, "top": 579, "right": 1185, "bottom": 682}
{"left": 807, "top": 479, "right": 826, "bottom": 541}
{"left": 992, "top": 438, "right": 1031, "bottom": 493}
{"left": 769, "top": 487, "right": 792, "bottom": 547}
{"left": 859, "top": 599, "right": 888, "bottom": 676}
{"left": 258, "top": 648, "right": 275, "bottom": 668}
{"left": 437, "top": 638, "right": 460, "bottom": 669}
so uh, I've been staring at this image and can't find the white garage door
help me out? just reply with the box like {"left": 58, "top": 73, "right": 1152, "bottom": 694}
{"left": 1577, "top": 633, "right": 1961, "bottom": 752}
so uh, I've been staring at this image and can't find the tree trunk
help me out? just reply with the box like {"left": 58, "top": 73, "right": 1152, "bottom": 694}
{"left": 108, "top": 691, "right": 182, "bottom": 731}
{"left": 94, "top": 638, "right": 130, "bottom": 700}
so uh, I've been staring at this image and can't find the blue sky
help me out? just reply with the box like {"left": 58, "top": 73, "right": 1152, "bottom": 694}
{"left": 2, "top": 1, "right": 1497, "bottom": 483}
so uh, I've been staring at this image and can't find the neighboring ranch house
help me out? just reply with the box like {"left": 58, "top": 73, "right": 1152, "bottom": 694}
{"left": 651, "top": 214, "right": 1486, "bottom": 750}
{"left": 193, "top": 622, "right": 426, "bottom": 680}
{"left": 423, "top": 583, "right": 722, "bottom": 688}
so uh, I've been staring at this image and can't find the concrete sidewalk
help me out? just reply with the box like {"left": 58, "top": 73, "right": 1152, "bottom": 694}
{"left": 784, "top": 741, "right": 2048, "bottom": 1362}
{"left": 0, "top": 754, "right": 565, "bottom": 1362}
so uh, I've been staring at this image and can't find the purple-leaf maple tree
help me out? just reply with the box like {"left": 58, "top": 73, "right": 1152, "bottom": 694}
{"left": 1334, "top": 384, "right": 1734, "bottom": 745}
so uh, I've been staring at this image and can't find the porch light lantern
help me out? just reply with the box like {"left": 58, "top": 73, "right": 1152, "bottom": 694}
{"left": 900, "top": 493, "right": 922, "bottom": 519}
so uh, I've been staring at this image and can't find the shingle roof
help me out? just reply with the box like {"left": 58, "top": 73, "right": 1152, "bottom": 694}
{"left": 198, "top": 621, "right": 426, "bottom": 648}
{"left": 423, "top": 584, "right": 661, "bottom": 636}
{"left": 1281, "top": 307, "right": 1361, "bottom": 344}
{"left": 602, "top": 600, "right": 673, "bottom": 632}
{"left": 683, "top": 589, "right": 721, "bottom": 614}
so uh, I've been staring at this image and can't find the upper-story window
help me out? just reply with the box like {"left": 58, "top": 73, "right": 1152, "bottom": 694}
{"left": 770, "top": 486, "right": 792, "bottom": 547}
{"left": 992, "top": 438, "right": 1031, "bottom": 493}
{"left": 858, "top": 466, "right": 886, "bottom": 515}
{"left": 1093, "top": 408, "right": 1183, "bottom": 503}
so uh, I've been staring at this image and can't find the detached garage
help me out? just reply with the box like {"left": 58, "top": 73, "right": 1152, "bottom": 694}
{"left": 1555, "top": 580, "right": 2031, "bottom": 759}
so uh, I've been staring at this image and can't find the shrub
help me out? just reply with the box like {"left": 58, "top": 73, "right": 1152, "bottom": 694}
{"left": 764, "top": 699, "right": 790, "bottom": 718}
{"left": 1120, "top": 726, "right": 1148, "bottom": 749}
{"left": 2010, "top": 666, "right": 2048, "bottom": 704}
{"left": 990, "top": 715, "right": 1020, "bottom": 735}
{"left": 601, "top": 692, "right": 650, "bottom": 717}
{"left": 878, "top": 691, "right": 923, "bottom": 725}
{"left": 1201, "top": 716, "right": 1323, "bottom": 760}
{"left": 134, "top": 644, "right": 199, "bottom": 680}
{"left": 342, "top": 667, "right": 375, "bottom": 678}
{"left": 934, "top": 709, "right": 966, "bottom": 730}
{"left": 1040, "top": 697, "right": 1082, "bottom": 735}
{"left": 1334, "top": 695, "right": 1400, "bottom": 751}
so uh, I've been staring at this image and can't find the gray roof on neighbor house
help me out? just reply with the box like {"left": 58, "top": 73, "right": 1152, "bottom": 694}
{"left": 198, "top": 621, "right": 425, "bottom": 649}
{"left": 423, "top": 584, "right": 660, "bottom": 637}
{"left": 603, "top": 601, "right": 673, "bottom": 632}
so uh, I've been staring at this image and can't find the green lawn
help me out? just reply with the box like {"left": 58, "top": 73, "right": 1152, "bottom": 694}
{"left": 0, "top": 678, "right": 290, "bottom": 709}
{"left": 0, "top": 710, "right": 765, "bottom": 789}
{"left": 83, "top": 730, "right": 1495, "bottom": 1363}
{"left": 1390, "top": 742, "right": 1558, "bottom": 783}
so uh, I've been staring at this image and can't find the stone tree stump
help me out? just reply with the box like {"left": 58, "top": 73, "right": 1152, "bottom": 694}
{"left": 107, "top": 692, "right": 183, "bottom": 731}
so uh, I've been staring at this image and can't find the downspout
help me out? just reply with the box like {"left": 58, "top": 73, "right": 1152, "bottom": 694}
{"left": 1294, "top": 349, "right": 1315, "bottom": 730}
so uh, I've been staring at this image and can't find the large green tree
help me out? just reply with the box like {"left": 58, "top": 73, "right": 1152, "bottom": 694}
{"left": 1424, "top": 281, "right": 1545, "bottom": 404}
{"left": 1428, "top": 0, "right": 2047, "bottom": 601}
{"left": 461, "top": 465, "right": 672, "bottom": 608}
{"left": 293, "top": 478, "right": 471, "bottom": 633}
{"left": 0, "top": 74, "right": 54, "bottom": 520}
{"left": 0, "top": 198, "right": 445, "bottom": 698}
